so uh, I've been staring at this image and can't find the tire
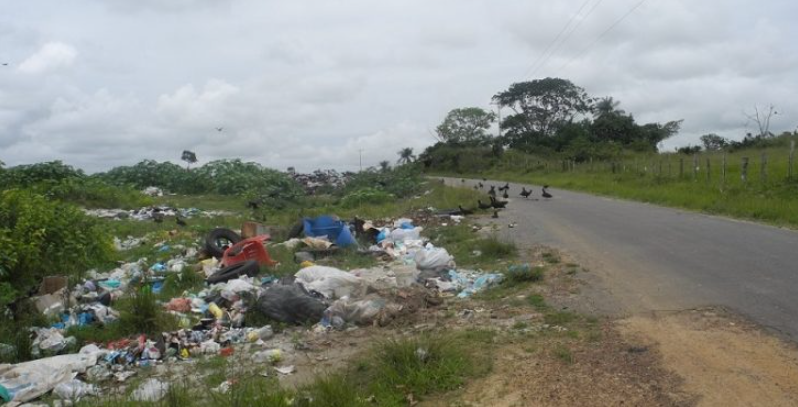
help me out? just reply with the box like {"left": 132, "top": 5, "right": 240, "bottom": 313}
{"left": 205, "top": 228, "right": 242, "bottom": 258}
{"left": 287, "top": 221, "right": 304, "bottom": 239}
{"left": 206, "top": 260, "right": 260, "bottom": 285}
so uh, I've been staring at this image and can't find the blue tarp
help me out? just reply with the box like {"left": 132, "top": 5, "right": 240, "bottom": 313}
{"left": 302, "top": 216, "right": 356, "bottom": 248}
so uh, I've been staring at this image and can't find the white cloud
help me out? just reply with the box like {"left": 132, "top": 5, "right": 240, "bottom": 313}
{"left": 0, "top": 0, "right": 797, "bottom": 172}
{"left": 18, "top": 42, "right": 77, "bottom": 74}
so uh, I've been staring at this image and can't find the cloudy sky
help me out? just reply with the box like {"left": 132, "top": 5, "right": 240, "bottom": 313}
{"left": 1, "top": 0, "right": 796, "bottom": 173}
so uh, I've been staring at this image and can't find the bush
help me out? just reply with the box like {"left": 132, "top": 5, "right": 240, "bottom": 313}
{"left": 0, "top": 161, "right": 84, "bottom": 189}
{"left": 505, "top": 264, "right": 544, "bottom": 283}
{"left": 0, "top": 190, "right": 113, "bottom": 309}
{"left": 342, "top": 165, "right": 423, "bottom": 199}
{"left": 339, "top": 188, "right": 394, "bottom": 208}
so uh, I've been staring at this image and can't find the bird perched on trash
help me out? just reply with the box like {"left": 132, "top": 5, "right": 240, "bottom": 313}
{"left": 542, "top": 185, "right": 553, "bottom": 199}
{"left": 176, "top": 217, "right": 187, "bottom": 227}
{"left": 520, "top": 187, "right": 532, "bottom": 198}
{"left": 492, "top": 210, "right": 499, "bottom": 218}
{"left": 477, "top": 200, "right": 492, "bottom": 210}
{"left": 489, "top": 196, "right": 508, "bottom": 209}
{"left": 458, "top": 205, "right": 474, "bottom": 216}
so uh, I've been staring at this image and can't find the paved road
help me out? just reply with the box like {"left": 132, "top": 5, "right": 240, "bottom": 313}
{"left": 441, "top": 177, "right": 798, "bottom": 340}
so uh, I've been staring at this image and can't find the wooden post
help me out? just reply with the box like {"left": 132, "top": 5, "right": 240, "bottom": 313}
{"left": 760, "top": 152, "right": 768, "bottom": 183}
{"left": 722, "top": 153, "right": 727, "bottom": 185}
{"left": 692, "top": 154, "right": 698, "bottom": 180}
{"left": 741, "top": 157, "right": 749, "bottom": 184}
{"left": 789, "top": 140, "right": 795, "bottom": 179}
{"left": 679, "top": 158, "right": 684, "bottom": 178}
{"left": 706, "top": 158, "right": 711, "bottom": 182}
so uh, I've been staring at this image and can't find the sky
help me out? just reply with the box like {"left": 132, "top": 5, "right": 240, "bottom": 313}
{"left": 1, "top": 0, "right": 797, "bottom": 173}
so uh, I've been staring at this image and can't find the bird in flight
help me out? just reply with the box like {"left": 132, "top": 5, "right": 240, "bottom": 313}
{"left": 215, "top": 127, "right": 223, "bottom": 132}
{"left": 1, "top": 63, "right": 8, "bottom": 66}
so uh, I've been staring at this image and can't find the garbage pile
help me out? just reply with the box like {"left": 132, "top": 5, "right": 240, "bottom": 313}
{"left": 84, "top": 206, "right": 232, "bottom": 221}
{"left": 290, "top": 169, "right": 352, "bottom": 195}
{"left": 0, "top": 215, "right": 507, "bottom": 405}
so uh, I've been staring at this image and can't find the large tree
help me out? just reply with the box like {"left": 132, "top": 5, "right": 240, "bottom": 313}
{"left": 700, "top": 133, "right": 729, "bottom": 151}
{"left": 492, "top": 78, "right": 592, "bottom": 139}
{"left": 397, "top": 147, "right": 415, "bottom": 164}
{"left": 435, "top": 107, "right": 496, "bottom": 144}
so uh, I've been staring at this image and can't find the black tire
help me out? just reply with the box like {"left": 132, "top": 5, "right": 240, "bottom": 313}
{"left": 205, "top": 228, "right": 242, "bottom": 258}
{"left": 287, "top": 221, "right": 304, "bottom": 239}
{"left": 206, "top": 260, "right": 260, "bottom": 285}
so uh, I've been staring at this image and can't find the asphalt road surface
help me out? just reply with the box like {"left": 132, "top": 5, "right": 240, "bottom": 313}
{"left": 440, "top": 177, "right": 798, "bottom": 340}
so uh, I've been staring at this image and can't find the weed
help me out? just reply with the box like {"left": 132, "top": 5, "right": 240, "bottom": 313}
{"left": 473, "top": 236, "right": 517, "bottom": 260}
{"left": 541, "top": 251, "right": 560, "bottom": 264}
{"left": 512, "top": 321, "right": 529, "bottom": 330}
{"left": 553, "top": 344, "right": 573, "bottom": 364}
{"left": 544, "top": 311, "right": 577, "bottom": 326}
{"left": 526, "top": 294, "right": 548, "bottom": 310}
{"left": 117, "top": 285, "right": 179, "bottom": 336}
{"left": 505, "top": 265, "right": 544, "bottom": 284}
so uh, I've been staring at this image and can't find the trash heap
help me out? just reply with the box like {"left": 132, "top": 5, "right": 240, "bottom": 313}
{"left": 0, "top": 214, "right": 505, "bottom": 405}
{"left": 84, "top": 206, "right": 232, "bottom": 221}
{"left": 289, "top": 169, "right": 351, "bottom": 195}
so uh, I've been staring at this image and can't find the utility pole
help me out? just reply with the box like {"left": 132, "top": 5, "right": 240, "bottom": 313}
{"left": 491, "top": 102, "right": 502, "bottom": 138}
{"left": 358, "top": 149, "right": 363, "bottom": 172}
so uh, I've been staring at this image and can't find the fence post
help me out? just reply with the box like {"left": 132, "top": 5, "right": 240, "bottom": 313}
{"left": 692, "top": 154, "right": 698, "bottom": 180}
{"left": 789, "top": 140, "right": 795, "bottom": 179}
{"left": 706, "top": 158, "right": 711, "bottom": 182}
{"left": 679, "top": 158, "right": 684, "bottom": 178}
{"left": 722, "top": 153, "right": 727, "bottom": 185}
{"left": 741, "top": 157, "right": 749, "bottom": 184}
{"left": 760, "top": 152, "right": 768, "bottom": 183}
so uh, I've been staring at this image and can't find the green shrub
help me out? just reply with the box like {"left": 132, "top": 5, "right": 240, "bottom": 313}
{"left": 474, "top": 236, "right": 517, "bottom": 260}
{"left": 0, "top": 190, "right": 113, "bottom": 308}
{"left": 339, "top": 188, "right": 394, "bottom": 208}
{"left": 505, "top": 265, "right": 544, "bottom": 283}
{"left": 117, "top": 285, "right": 178, "bottom": 336}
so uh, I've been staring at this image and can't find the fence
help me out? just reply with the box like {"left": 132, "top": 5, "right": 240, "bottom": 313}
{"left": 493, "top": 140, "right": 798, "bottom": 187}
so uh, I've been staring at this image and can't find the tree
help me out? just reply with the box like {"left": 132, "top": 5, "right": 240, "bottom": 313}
{"left": 378, "top": 160, "right": 391, "bottom": 171}
{"left": 593, "top": 96, "right": 624, "bottom": 119}
{"left": 397, "top": 147, "right": 416, "bottom": 164}
{"left": 181, "top": 150, "right": 198, "bottom": 170}
{"left": 744, "top": 104, "right": 777, "bottom": 138}
{"left": 700, "top": 133, "right": 729, "bottom": 151}
{"left": 435, "top": 107, "right": 496, "bottom": 144}
{"left": 492, "top": 78, "right": 592, "bottom": 138}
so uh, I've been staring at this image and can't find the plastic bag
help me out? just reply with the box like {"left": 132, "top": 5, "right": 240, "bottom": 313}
{"left": 294, "top": 266, "right": 364, "bottom": 299}
{"left": 255, "top": 284, "right": 326, "bottom": 324}
{"left": 131, "top": 378, "right": 169, "bottom": 402}
{"left": 389, "top": 227, "right": 422, "bottom": 242}
{"left": 414, "top": 246, "right": 454, "bottom": 270}
{"left": 324, "top": 296, "right": 390, "bottom": 328}
{"left": 54, "top": 379, "right": 97, "bottom": 400}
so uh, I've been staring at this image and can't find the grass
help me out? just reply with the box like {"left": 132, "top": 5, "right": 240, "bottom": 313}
{"left": 76, "top": 331, "right": 493, "bottom": 407}
{"left": 553, "top": 344, "right": 573, "bottom": 364}
{"left": 431, "top": 139, "right": 798, "bottom": 229}
{"left": 545, "top": 311, "right": 577, "bottom": 326}
{"left": 429, "top": 224, "right": 518, "bottom": 270}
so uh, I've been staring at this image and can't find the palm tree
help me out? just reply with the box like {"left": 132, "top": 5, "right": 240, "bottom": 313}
{"left": 379, "top": 160, "right": 391, "bottom": 172}
{"left": 593, "top": 97, "right": 623, "bottom": 119}
{"left": 397, "top": 147, "right": 415, "bottom": 165}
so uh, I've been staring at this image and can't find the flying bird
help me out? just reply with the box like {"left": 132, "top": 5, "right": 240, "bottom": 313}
{"left": 215, "top": 127, "right": 224, "bottom": 132}
{"left": 1, "top": 63, "right": 8, "bottom": 66}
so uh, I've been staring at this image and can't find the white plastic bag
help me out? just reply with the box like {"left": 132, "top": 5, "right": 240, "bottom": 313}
{"left": 131, "top": 378, "right": 169, "bottom": 402}
{"left": 294, "top": 266, "right": 364, "bottom": 299}
{"left": 54, "top": 379, "right": 97, "bottom": 400}
{"left": 413, "top": 246, "right": 454, "bottom": 270}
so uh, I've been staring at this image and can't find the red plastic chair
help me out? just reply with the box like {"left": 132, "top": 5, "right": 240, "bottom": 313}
{"left": 221, "top": 235, "right": 276, "bottom": 267}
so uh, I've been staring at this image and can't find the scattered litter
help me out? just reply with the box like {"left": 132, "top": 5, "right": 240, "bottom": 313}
{"left": 53, "top": 379, "right": 97, "bottom": 401}
{"left": 275, "top": 365, "right": 295, "bottom": 375}
{"left": 131, "top": 378, "right": 169, "bottom": 402}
